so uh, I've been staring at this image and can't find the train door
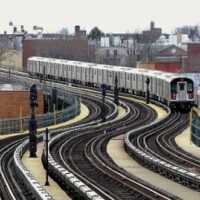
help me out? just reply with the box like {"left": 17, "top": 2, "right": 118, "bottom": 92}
{"left": 132, "top": 74, "right": 136, "bottom": 90}
{"left": 68, "top": 65, "right": 71, "bottom": 81}
{"left": 97, "top": 68, "right": 101, "bottom": 86}
{"left": 102, "top": 69, "right": 106, "bottom": 84}
{"left": 127, "top": 73, "right": 131, "bottom": 90}
{"left": 62, "top": 64, "right": 65, "bottom": 79}
{"left": 108, "top": 70, "right": 112, "bottom": 87}
{"left": 177, "top": 81, "right": 187, "bottom": 100}
{"left": 82, "top": 67, "right": 85, "bottom": 84}
{"left": 58, "top": 63, "right": 62, "bottom": 79}
{"left": 93, "top": 68, "right": 97, "bottom": 85}
{"left": 50, "top": 63, "right": 52, "bottom": 77}
{"left": 112, "top": 71, "right": 115, "bottom": 86}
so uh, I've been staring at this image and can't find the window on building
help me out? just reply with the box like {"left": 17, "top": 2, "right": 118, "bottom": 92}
{"left": 106, "top": 50, "right": 110, "bottom": 57}
{"left": 114, "top": 49, "right": 118, "bottom": 57}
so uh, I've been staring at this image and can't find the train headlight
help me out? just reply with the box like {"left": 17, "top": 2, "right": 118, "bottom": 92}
{"left": 188, "top": 93, "right": 193, "bottom": 99}
{"left": 171, "top": 93, "right": 176, "bottom": 100}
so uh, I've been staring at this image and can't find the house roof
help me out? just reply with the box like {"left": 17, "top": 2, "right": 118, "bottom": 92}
{"left": 156, "top": 45, "right": 187, "bottom": 56}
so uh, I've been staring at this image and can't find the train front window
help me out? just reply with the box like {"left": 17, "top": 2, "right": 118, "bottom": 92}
{"left": 187, "top": 83, "right": 193, "bottom": 92}
{"left": 179, "top": 83, "right": 185, "bottom": 91}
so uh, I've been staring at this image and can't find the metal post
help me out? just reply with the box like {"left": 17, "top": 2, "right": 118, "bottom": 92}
{"left": 102, "top": 84, "right": 106, "bottom": 122}
{"left": 53, "top": 104, "right": 56, "bottom": 125}
{"left": 190, "top": 108, "right": 192, "bottom": 144}
{"left": 45, "top": 128, "right": 50, "bottom": 186}
{"left": 146, "top": 77, "right": 150, "bottom": 104}
{"left": 29, "top": 84, "right": 38, "bottom": 158}
{"left": 20, "top": 106, "right": 23, "bottom": 132}
{"left": 114, "top": 75, "right": 119, "bottom": 105}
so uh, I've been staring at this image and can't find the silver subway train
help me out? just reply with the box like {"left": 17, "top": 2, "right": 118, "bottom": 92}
{"left": 27, "top": 57, "right": 195, "bottom": 109}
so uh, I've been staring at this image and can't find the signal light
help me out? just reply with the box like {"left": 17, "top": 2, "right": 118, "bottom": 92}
{"left": 30, "top": 84, "right": 37, "bottom": 101}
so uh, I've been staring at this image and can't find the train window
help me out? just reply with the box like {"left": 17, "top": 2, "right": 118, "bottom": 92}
{"left": 110, "top": 72, "right": 112, "bottom": 77}
{"left": 127, "top": 74, "right": 130, "bottom": 80}
{"left": 187, "top": 83, "right": 193, "bottom": 92}
{"left": 179, "top": 83, "right": 185, "bottom": 90}
{"left": 171, "top": 83, "right": 177, "bottom": 93}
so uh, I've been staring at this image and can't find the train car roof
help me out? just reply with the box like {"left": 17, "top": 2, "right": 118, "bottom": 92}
{"left": 29, "top": 57, "right": 194, "bottom": 83}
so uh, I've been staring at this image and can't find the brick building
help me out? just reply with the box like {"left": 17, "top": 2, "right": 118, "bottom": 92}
{"left": 138, "top": 45, "right": 187, "bottom": 72}
{"left": 186, "top": 43, "right": 200, "bottom": 72}
{"left": 0, "top": 87, "right": 43, "bottom": 119}
{"left": 22, "top": 38, "right": 95, "bottom": 70}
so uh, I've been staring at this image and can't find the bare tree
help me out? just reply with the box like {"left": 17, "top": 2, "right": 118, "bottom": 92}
{"left": 125, "top": 32, "right": 140, "bottom": 67}
{"left": 0, "top": 37, "right": 12, "bottom": 66}
{"left": 95, "top": 48, "right": 123, "bottom": 66}
{"left": 35, "top": 37, "right": 92, "bottom": 62}
{"left": 174, "top": 25, "right": 200, "bottom": 41}
{"left": 141, "top": 31, "right": 160, "bottom": 62}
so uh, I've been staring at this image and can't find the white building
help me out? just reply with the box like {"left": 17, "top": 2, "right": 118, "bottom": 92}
{"left": 101, "top": 37, "right": 110, "bottom": 47}
{"left": 156, "top": 34, "right": 191, "bottom": 47}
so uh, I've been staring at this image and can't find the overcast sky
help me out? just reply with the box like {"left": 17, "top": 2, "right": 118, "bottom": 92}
{"left": 1, "top": 0, "right": 200, "bottom": 34}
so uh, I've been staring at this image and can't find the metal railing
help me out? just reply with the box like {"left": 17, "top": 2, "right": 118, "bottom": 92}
{"left": 192, "top": 116, "right": 200, "bottom": 147}
{"left": 0, "top": 97, "right": 80, "bottom": 134}
{"left": 0, "top": 69, "right": 81, "bottom": 134}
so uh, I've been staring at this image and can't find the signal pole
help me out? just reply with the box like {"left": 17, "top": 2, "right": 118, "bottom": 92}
{"left": 146, "top": 77, "right": 150, "bottom": 104}
{"left": 45, "top": 128, "right": 50, "bottom": 186}
{"left": 114, "top": 75, "right": 119, "bottom": 105}
{"left": 29, "top": 84, "right": 38, "bottom": 157}
{"left": 102, "top": 84, "right": 106, "bottom": 122}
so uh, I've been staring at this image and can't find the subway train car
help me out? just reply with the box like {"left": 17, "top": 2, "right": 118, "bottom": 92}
{"left": 27, "top": 57, "right": 195, "bottom": 109}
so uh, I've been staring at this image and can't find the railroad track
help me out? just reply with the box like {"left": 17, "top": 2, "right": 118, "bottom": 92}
{"left": 0, "top": 67, "right": 199, "bottom": 199}
{"left": 48, "top": 95, "right": 179, "bottom": 200}
{"left": 0, "top": 134, "right": 34, "bottom": 200}
{"left": 125, "top": 107, "right": 200, "bottom": 191}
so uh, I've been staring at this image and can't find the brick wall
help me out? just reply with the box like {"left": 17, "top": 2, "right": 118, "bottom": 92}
{"left": 138, "top": 62, "right": 155, "bottom": 70}
{"left": 187, "top": 43, "right": 200, "bottom": 72}
{"left": 138, "top": 61, "right": 181, "bottom": 72}
{"left": 155, "top": 62, "right": 181, "bottom": 72}
{"left": 22, "top": 40, "right": 37, "bottom": 71}
{"left": 0, "top": 91, "right": 44, "bottom": 119}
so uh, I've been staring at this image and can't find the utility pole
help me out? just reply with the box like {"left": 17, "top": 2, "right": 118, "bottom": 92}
{"left": 29, "top": 84, "right": 38, "bottom": 157}
{"left": 114, "top": 75, "right": 119, "bottom": 105}
{"left": 102, "top": 84, "right": 106, "bottom": 122}
{"left": 146, "top": 77, "right": 150, "bottom": 104}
